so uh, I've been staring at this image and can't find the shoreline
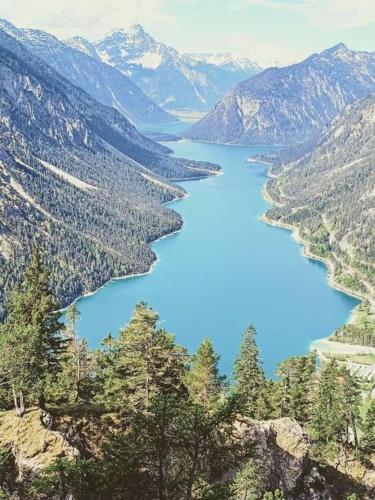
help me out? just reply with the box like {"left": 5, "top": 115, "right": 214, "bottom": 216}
{"left": 61, "top": 224, "right": 185, "bottom": 314}
{"left": 260, "top": 180, "right": 373, "bottom": 361}
{"left": 185, "top": 138, "right": 293, "bottom": 148}
{"left": 61, "top": 172, "right": 205, "bottom": 313}
{"left": 247, "top": 158, "right": 273, "bottom": 166}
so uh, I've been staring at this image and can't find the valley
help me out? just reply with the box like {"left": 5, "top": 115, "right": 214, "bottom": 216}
{"left": 72, "top": 129, "right": 359, "bottom": 375}
{"left": 0, "top": 6, "right": 374, "bottom": 498}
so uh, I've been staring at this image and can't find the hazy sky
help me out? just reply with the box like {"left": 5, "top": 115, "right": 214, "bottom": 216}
{"left": 2, "top": 0, "right": 375, "bottom": 65}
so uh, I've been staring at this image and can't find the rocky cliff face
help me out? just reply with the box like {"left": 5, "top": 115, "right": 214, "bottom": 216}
{"left": 82, "top": 24, "right": 260, "bottom": 111}
{"left": 1, "top": 411, "right": 374, "bottom": 498}
{"left": 185, "top": 44, "right": 375, "bottom": 145}
{"left": 0, "top": 18, "right": 174, "bottom": 125}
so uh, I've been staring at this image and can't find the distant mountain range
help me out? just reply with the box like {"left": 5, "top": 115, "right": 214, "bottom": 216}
{"left": 66, "top": 24, "right": 261, "bottom": 112}
{"left": 0, "top": 26, "right": 219, "bottom": 317}
{"left": 0, "top": 19, "right": 174, "bottom": 125}
{"left": 264, "top": 94, "right": 375, "bottom": 303}
{"left": 185, "top": 43, "right": 375, "bottom": 145}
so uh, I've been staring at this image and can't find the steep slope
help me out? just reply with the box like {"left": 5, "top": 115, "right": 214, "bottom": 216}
{"left": 185, "top": 44, "right": 375, "bottom": 145}
{"left": 82, "top": 24, "right": 259, "bottom": 112}
{"left": 1, "top": 410, "right": 374, "bottom": 498}
{"left": 0, "top": 18, "right": 174, "bottom": 125}
{"left": 264, "top": 95, "right": 375, "bottom": 304}
{"left": 0, "top": 28, "right": 219, "bottom": 317}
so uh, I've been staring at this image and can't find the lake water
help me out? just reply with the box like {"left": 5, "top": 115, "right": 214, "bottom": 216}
{"left": 73, "top": 123, "right": 359, "bottom": 375}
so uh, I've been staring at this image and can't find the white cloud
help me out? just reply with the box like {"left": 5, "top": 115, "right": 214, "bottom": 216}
{"left": 233, "top": 0, "right": 375, "bottom": 31}
{"left": 225, "top": 32, "right": 304, "bottom": 67}
{"left": 305, "top": 0, "right": 375, "bottom": 31}
{"left": 0, "top": 0, "right": 174, "bottom": 40}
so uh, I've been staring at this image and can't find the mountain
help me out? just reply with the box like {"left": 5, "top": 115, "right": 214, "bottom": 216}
{"left": 184, "top": 44, "right": 375, "bottom": 145}
{"left": 76, "top": 24, "right": 260, "bottom": 112}
{"left": 264, "top": 94, "right": 375, "bottom": 304}
{"left": 0, "top": 27, "right": 219, "bottom": 317}
{"left": 187, "top": 52, "right": 261, "bottom": 75}
{"left": 0, "top": 18, "right": 175, "bottom": 125}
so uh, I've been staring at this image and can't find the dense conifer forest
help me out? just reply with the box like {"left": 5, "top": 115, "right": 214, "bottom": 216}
{"left": 0, "top": 27, "right": 219, "bottom": 320}
{"left": 0, "top": 250, "right": 374, "bottom": 499}
{"left": 264, "top": 95, "right": 375, "bottom": 305}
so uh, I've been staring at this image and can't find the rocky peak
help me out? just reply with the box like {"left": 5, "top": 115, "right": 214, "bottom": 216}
{"left": 64, "top": 35, "right": 100, "bottom": 60}
{"left": 0, "top": 18, "right": 22, "bottom": 39}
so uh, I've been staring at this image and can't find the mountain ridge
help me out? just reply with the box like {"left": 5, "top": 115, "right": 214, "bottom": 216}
{"left": 0, "top": 18, "right": 175, "bottom": 125}
{"left": 263, "top": 94, "right": 375, "bottom": 306}
{"left": 184, "top": 43, "right": 375, "bottom": 145}
{"left": 0, "top": 26, "right": 219, "bottom": 317}
{"left": 72, "top": 24, "right": 260, "bottom": 112}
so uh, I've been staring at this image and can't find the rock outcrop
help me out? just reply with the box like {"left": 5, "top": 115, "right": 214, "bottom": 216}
{"left": 1, "top": 411, "right": 374, "bottom": 498}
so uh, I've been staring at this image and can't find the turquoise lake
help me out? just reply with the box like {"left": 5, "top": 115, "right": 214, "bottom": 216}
{"left": 73, "top": 124, "right": 359, "bottom": 375}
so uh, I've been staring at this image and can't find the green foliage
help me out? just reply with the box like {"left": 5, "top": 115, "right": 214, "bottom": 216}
{"left": 95, "top": 302, "right": 187, "bottom": 412}
{"left": 275, "top": 353, "right": 317, "bottom": 422}
{"left": 0, "top": 447, "right": 13, "bottom": 496}
{"left": 333, "top": 302, "right": 375, "bottom": 347}
{"left": 184, "top": 338, "right": 224, "bottom": 408}
{"left": 262, "top": 490, "right": 285, "bottom": 499}
{"left": 31, "top": 457, "right": 107, "bottom": 500}
{"left": 232, "top": 326, "right": 268, "bottom": 419}
{"left": 309, "top": 359, "right": 361, "bottom": 454}
{"left": 0, "top": 259, "right": 371, "bottom": 498}
{"left": 0, "top": 246, "right": 65, "bottom": 414}
{"left": 230, "top": 459, "right": 259, "bottom": 499}
{"left": 360, "top": 399, "right": 375, "bottom": 453}
{"left": 46, "top": 304, "right": 93, "bottom": 404}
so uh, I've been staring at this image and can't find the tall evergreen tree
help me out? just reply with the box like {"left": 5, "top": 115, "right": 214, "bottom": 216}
{"left": 95, "top": 302, "right": 187, "bottom": 412}
{"left": 184, "top": 338, "right": 224, "bottom": 408}
{"left": 310, "top": 359, "right": 361, "bottom": 451}
{"left": 49, "top": 304, "right": 92, "bottom": 404}
{"left": 232, "top": 326, "right": 267, "bottom": 418}
{"left": 0, "top": 246, "right": 65, "bottom": 415}
{"left": 276, "top": 353, "right": 317, "bottom": 423}
{"left": 340, "top": 369, "right": 361, "bottom": 449}
{"left": 310, "top": 359, "right": 344, "bottom": 447}
{"left": 361, "top": 399, "right": 375, "bottom": 453}
{"left": 230, "top": 459, "right": 259, "bottom": 500}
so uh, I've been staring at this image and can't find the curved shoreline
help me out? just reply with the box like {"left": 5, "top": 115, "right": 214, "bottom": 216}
{"left": 259, "top": 179, "right": 374, "bottom": 360}
{"left": 61, "top": 179, "right": 198, "bottom": 313}
{"left": 62, "top": 225, "right": 184, "bottom": 312}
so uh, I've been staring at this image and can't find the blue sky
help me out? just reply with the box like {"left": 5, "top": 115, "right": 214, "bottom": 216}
{"left": 2, "top": 0, "right": 375, "bottom": 65}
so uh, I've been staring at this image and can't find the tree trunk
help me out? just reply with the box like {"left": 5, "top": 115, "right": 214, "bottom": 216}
{"left": 351, "top": 412, "right": 359, "bottom": 449}
{"left": 13, "top": 387, "right": 25, "bottom": 417}
{"left": 38, "top": 392, "right": 46, "bottom": 411}
{"left": 186, "top": 410, "right": 200, "bottom": 500}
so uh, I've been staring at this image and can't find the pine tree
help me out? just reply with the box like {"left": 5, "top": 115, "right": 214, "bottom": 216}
{"left": 232, "top": 326, "right": 267, "bottom": 418}
{"left": 230, "top": 459, "right": 258, "bottom": 499}
{"left": 276, "top": 353, "right": 317, "bottom": 423}
{"left": 1, "top": 246, "right": 65, "bottom": 415}
{"left": 361, "top": 399, "right": 375, "bottom": 452}
{"left": 310, "top": 359, "right": 344, "bottom": 446}
{"left": 310, "top": 360, "right": 361, "bottom": 451}
{"left": 185, "top": 338, "right": 224, "bottom": 408}
{"left": 96, "top": 302, "right": 187, "bottom": 412}
{"left": 50, "top": 304, "right": 92, "bottom": 404}
{"left": 340, "top": 369, "right": 361, "bottom": 448}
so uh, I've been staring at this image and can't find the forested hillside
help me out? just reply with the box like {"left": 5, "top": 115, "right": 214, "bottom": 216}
{"left": 0, "top": 254, "right": 374, "bottom": 499}
{"left": 185, "top": 44, "right": 375, "bottom": 145}
{"left": 0, "top": 28, "right": 219, "bottom": 318}
{"left": 264, "top": 94, "right": 375, "bottom": 305}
